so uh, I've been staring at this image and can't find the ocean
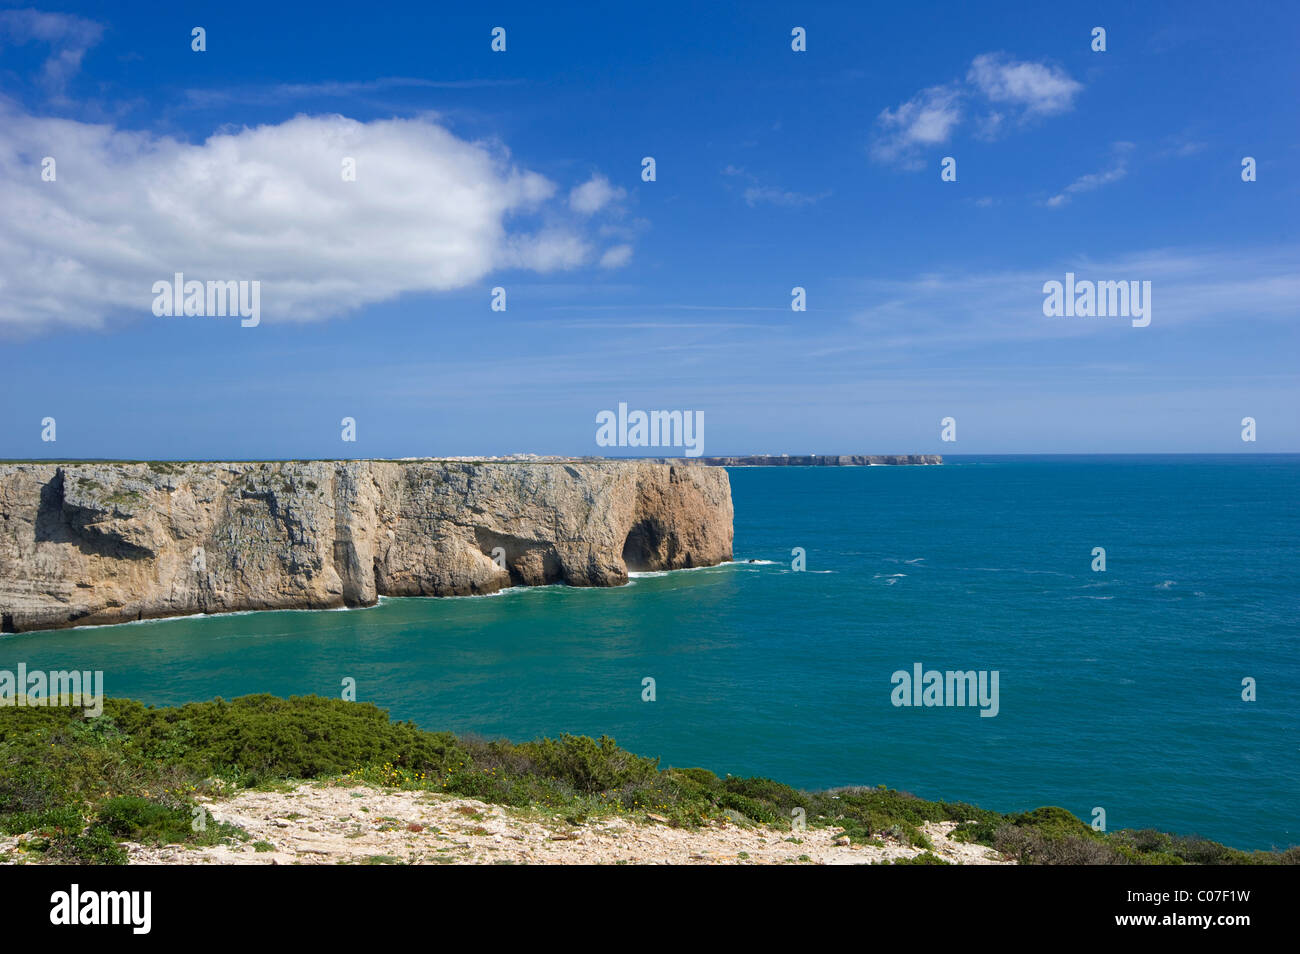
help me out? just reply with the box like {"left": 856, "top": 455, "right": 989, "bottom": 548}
{"left": 3, "top": 455, "right": 1296, "bottom": 849}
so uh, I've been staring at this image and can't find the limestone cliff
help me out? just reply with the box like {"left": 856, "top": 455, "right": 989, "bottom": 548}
{"left": 0, "top": 460, "right": 733, "bottom": 634}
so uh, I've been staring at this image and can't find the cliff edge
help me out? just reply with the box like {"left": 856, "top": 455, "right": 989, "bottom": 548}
{"left": 0, "top": 460, "right": 734, "bottom": 634}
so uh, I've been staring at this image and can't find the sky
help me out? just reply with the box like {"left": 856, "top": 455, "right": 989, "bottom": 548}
{"left": 0, "top": 0, "right": 1296, "bottom": 458}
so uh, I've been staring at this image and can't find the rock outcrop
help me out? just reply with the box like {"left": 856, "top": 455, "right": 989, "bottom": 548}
{"left": 0, "top": 460, "right": 733, "bottom": 634}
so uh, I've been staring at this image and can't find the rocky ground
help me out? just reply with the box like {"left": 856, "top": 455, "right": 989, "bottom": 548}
{"left": 60, "top": 781, "right": 1010, "bottom": 865}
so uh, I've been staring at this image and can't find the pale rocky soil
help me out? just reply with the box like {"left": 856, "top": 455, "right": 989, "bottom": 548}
{"left": 34, "top": 781, "right": 1011, "bottom": 865}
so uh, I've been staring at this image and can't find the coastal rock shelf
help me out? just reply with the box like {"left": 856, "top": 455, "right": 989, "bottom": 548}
{"left": 0, "top": 460, "right": 734, "bottom": 634}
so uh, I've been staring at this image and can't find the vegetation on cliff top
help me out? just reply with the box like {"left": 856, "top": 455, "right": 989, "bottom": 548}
{"left": 0, "top": 694, "right": 1294, "bottom": 865}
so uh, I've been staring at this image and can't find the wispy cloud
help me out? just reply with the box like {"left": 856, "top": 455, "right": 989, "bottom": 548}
{"left": 870, "top": 53, "right": 1082, "bottom": 168}
{"left": 183, "top": 76, "right": 523, "bottom": 109}
{"left": 1046, "top": 142, "right": 1134, "bottom": 207}
{"left": 0, "top": 8, "right": 104, "bottom": 100}
{"left": 599, "top": 244, "right": 633, "bottom": 269}
{"left": 722, "top": 165, "right": 830, "bottom": 207}
{"left": 840, "top": 245, "right": 1300, "bottom": 352}
{"left": 742, "top": 185, "right": 830, "bottom": 207}
{"left": 1156, "top": 136, "right": 1208, "bottom": 159}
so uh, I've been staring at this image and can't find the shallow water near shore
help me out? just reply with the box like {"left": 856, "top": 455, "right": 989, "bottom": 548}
{"left": 4, "top": 455, "right": 1297, "bottom": 850}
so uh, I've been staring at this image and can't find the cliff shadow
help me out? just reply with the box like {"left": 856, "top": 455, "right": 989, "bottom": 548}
{"left": 622, "top": 517, "right": 679, "bottom": 572}
{"left": 34, "top": 470, "right": 153, "bottom": 560}
{"left": 473, "top": 528, "right": 564, "bottom": 586}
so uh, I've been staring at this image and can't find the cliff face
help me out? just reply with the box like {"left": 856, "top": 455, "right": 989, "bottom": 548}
{"left": 0, "top": 460, "right": 733, "bottom": 634}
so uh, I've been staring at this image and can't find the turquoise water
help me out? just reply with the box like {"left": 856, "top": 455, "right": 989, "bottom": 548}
{"left": 3, "top": 455, "right": 1297, "bottom": 849}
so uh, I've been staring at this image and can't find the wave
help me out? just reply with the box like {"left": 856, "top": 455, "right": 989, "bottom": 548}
{"left": 629, "top": 561, "right": 747, "bottom": 579}
{"left": 50, "top": 601, "right": 369, "bottom": 633}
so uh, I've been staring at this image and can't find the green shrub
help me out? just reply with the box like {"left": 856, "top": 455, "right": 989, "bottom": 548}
{"left": 95, "top": 796, "right": 195, "bottom": 844}
{"left": 669, "top": 767, "right": 721, "bottom": 790}
{"left": 880, "top": 851, "right": 951, "bottom": 865}
{"left": 0, "top": 805, "right": 84, "bottom": 836}
{"left": 521, "top": 734, "right": 659, "bottom": 794}
{"left": 48, "top": 825, "right": 128, "bottom": 865}
{"left": 716, "top": 791, "right": 777, "bottom": 824}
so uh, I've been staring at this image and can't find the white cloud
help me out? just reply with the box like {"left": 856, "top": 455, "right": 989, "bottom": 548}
{"left": 724, "top": 165, "right": 829, "bottom": 207}
{"left": 599, "top": 244, "right": 633, "bottom": 268}
{"left": 871, "top": 53, "right": 1082, "bottom": 167}
{"left": 967, "top": 53, "right": 1082, "bottom": 117}
{"left": 0, "top": 106, "right": 623, "bottom": 331}
{"left": 0, "top": 9, "right": 103, "bottom": 98}
{"left": 568, "top": 174, "right": 625, "bottom": 215}
{"left": 869, "top": 85, "right": 963, "bottom": 166}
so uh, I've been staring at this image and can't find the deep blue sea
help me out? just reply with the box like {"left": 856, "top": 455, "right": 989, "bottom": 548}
{"left": 3, "top": 455, "right": 1297, "bottom": 849}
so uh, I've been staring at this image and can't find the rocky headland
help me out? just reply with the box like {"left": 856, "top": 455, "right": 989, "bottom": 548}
{"left": 0, "top": 459, "right": 733, "bottom": 634}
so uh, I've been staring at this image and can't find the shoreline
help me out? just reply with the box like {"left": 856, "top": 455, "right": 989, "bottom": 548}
{"left": 0, "top": 557, "right": 754, "bottom": 638}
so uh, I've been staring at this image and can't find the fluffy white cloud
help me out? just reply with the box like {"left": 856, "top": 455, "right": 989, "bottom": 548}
{"left": 0, "top": 105, "right": 624, "bottom": 331}
{"left": 568, "top": 174, "right": 625, "bottom": 215}
{"left": 967, "top": 53, "right": 1083, "bottom": 117}
{"left": 869, "top": 85, "right": 963, "bottom": 166}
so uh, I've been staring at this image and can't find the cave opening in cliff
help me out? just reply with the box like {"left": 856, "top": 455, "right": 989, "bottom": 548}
{"left": 622, "top": 519, "right": 666, "bottom": 572}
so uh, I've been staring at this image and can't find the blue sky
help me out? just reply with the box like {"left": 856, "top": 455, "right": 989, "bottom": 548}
{"left": 0, "top": 0, "right": 1296, "bottom": 457}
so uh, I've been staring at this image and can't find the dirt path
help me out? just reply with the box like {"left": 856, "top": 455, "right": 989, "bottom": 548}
{"left": 114, "top": 782, "right": 1011, "bottom": 865}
